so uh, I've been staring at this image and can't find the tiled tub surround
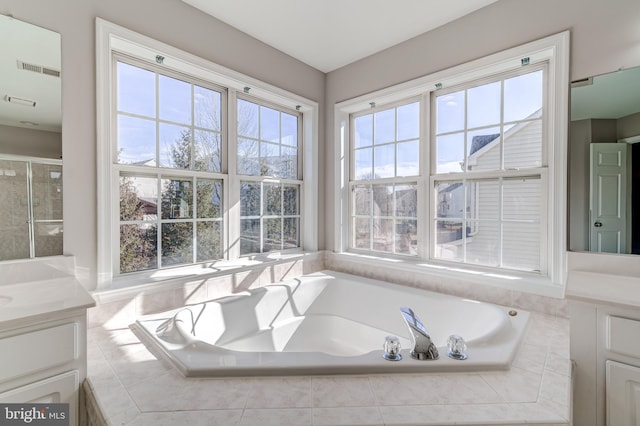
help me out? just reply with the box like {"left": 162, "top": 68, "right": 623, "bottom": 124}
{"left": 85, "top": 253, "right": 571, "bottom": 425}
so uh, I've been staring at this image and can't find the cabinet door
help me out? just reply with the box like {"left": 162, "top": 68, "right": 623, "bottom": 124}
{"left": 0, "top": 370, "right": 79, "bottom": 426}
{"left": 606, "top": 360, "right": 640, "bottom": 426}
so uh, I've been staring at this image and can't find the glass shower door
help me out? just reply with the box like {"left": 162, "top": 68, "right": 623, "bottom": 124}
{"left": 0, "top": 160, "right": 30, "bottom": 261}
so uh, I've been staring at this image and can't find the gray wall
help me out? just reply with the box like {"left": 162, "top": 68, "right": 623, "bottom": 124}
{"left": 618, "top": 112, "right": 640, "bottom": 139}
{"left": 0, "top": 124, "right": 61, "bottom": 159}
{"left": 324, "top": 0, "right": 640, "bottom": 252}
{"left": 0, "top": 0, "right": 325, "bottom": 290}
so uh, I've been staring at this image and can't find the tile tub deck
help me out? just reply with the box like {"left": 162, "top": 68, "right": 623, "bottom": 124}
{"left": 85, "top": 311, "right": 571, "bottom": 426}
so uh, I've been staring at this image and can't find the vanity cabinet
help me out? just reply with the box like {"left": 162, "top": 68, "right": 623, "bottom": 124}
{"left": 0, "top": 311, "right": 88, "bottom": 426}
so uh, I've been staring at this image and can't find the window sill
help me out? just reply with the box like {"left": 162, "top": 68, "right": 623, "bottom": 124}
{"left": 327, "top": 251, "right": 565, "bottom": 299}
{"left": 93, "top": 250, "right": 319, "bottom": 303}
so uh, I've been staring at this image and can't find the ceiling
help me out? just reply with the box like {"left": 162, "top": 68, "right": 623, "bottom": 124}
{"left": 0, "top": 14, "right": 61, "bottom": 133}
{"left": 182, "top": 0, "right": 500, "bottom": 73}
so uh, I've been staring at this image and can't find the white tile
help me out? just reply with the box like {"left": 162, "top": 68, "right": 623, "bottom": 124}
{"left": 312, "top": 406, "right": 384, "bottom": 425}
{"left": 480, "top": 367, "right": 542, "bottom": 403}
{"left": 240, "top": 408, "right": 312, "bottom": 426}
{"left": 312, "top": 376, "right": 376, "bottom": 407}
{"left": 128, "top": 410, "right": 242, "bottom": 426}
{"left": 245, "top": 377, "right": 312, "bottom": 408}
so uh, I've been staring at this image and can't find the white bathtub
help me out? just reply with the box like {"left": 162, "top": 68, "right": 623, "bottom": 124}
{"left": 133, "top": 270, "right": 529, "bottom": 377}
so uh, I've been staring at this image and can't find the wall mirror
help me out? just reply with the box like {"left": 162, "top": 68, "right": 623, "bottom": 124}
{"left": 0, "top": 14, "right": 62, "bottom": 261}
{"left": 569, "top": 65, "right": 640, "bottom": 255}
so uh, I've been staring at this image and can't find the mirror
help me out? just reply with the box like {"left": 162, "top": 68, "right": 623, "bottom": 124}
{"left": 0, "top": 14, "right": 62, "bottom": 261}
{"left": 569, "top": 65, "right": 640, "bottom": 254}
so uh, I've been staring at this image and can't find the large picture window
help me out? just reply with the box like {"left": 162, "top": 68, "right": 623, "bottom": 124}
{"left": 97, "top": 20, "right": 317, "bottom": 287}
{"left": 337, "top": 32, "right": 569, "bottom": 293}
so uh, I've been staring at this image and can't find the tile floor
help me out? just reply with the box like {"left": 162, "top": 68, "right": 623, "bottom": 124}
{"left": 86, "top": 311, "right": 571, "bottom": 425}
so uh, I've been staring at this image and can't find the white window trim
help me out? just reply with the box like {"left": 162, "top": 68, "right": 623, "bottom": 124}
{"left": 333, "top": 31, "right": 569, "bottom": 298}
{"left": 96, "top": 18, "right": 318, "bottom": 290}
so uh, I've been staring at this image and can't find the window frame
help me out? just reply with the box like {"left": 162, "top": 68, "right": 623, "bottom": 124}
{"left": 334, "top": 32, "right": 569, "bottom": 297}
{"left": 96, "top": 19, "right": 318, "bottom": 289}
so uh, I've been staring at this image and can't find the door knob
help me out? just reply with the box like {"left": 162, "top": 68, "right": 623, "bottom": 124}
{"left": 594, "top": 221, "right": 603, "bottom": 227}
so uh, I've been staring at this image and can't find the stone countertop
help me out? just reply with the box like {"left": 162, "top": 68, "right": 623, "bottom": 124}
{"left": 0, "top": 276, "right": 95, "bottom": 328}
{"left": 85, "top": 312, "right": 571, "bottom": 426}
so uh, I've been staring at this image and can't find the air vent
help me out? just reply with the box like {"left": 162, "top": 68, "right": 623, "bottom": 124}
{"left": 16, "top": 60, "right": 61, "bottom": 78}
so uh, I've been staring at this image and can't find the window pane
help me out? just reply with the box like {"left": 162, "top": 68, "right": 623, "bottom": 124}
{"left": 470, "top": 180, "right": 499, "bottom": 220}
{"left": 119, "top": 175, "right": 157, "bottom": 221}
{"left": 435, "top": 220, "right": 464, "bottom": 262}
{"left": 194, "top": 86, "right": 222, "bottom": 131}
{"left": 467, "top": 128, "right": 501, "bottom": 172}
{"left": 397, "top": 102, "right": 419, "bottom": 140}
{"left": 32, "top": 163, "right": 62, "bottom": 221}
{"left": 283, "top": 185, "right": 299, "bottom": 215}
{"left": 504, "top": 70, "right": 543, "bottom": 123}
{"left": 117, "top": 62, "right": 155, "bottom": 118}
{"left": 504, "top": 119, "right": 542, "bottom": 169}
{"left": 354, "top": 185, "right": 371, "bottom": 216}
{"left": 194, "top": 129, "right": 221, "bottom": 172}
{"left": 161, "top": 222, "right": 193, "bottom": 266}
{"left": 373, "top": 218, "right": 393, "bottom": 252}
{"left": 283, "top": 218, "right": 299, "bottom": 249}
{"left": 436, "top": 133, "right": 464, "bottom": 173}
{"left": 354, "top": 148, "right": 372, "bottom": 180}
{"left": 0, "top": 160, "right": 30, "bottom": 261}
{"left": 467, "top": 81, "right": 501, "bottom": 128}
{"left": 260, "top": 106, "right": 279, "bottom": 142}
{"left": 395, "top": 185, "right": 417, "bottom": 217}
{"left": 281, "top": 146, "right": 298, "bottom": 179}
{"left": 263, "top": 218, "right": 282, "bottom": 251}
{"left": 159, "top": 123, "right": 191, "bottom": 169}
{"left": 353, "top": 218, "right": 371, "bottom": 249}
{"left": 436, "top": 181, "right": 464, "bottom": 219}
{"left": 395, "top": 219, "right": 417, "bottom": 255}
{"left": 374, "top": 144, "right": 395, "bottom": 178}
{"left": 238, "top": 99, "right": 259, "bottom": 138}
{"left": 159, "top": 74, "right": 191, "bottom": 125}
{"left": 197, "top": 221, "right": 222, "bottom": 262}
{"left": 436, "top": 90, "right": 464, "bottom": 134}
{"left": 240, "top": 219, "right": 260, "bottom": 254}
{"left": 372, "top": 184, "right": 393, "bottom": 217}
{"left": 354, "top": 114, "right": 373, "bottom": 148}
{"left": 503, "top": 177, "right": 541, "bottom": 221}
{"left": 238, "top": 138, "right": 260, "bottom": 175}
{"left": 197, "top": 179, "right": 222, "bottom": 218}
{"left": 161, "top": 177, "right": 193, "bottom": 219}
{"left": 374, "top": 108, "right": 395, "bottom": 145}
{"left": 263, "top": 183, "right": 281, "bottom": 216}
{"left": 260, "top": 142, "right": 279, "bottom": 176}
{"left": 240, "top": 183, "right": 260, "bottom": 216}
{"left": 502, "top": 222, "right": 540, "bottom": 271}
{"left": 120, "top": 223, "right": 157, "bottom": 273}
{"left": 397, "top": 140, "right": 419, "bottom": 177}
{"left": 117, "top": 115, "right": 156, "bottom": 165}
{"left": 466, "top": 220, "right": 499, "bottom": 267}
{"left": 281, "top": 112, "right": 298, "bottom": 146}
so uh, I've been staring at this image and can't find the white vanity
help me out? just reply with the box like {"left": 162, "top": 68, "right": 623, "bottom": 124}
{"left": 0, "top": 256, "right": 95, "bottom": 426}
{"left": 567, "top": 251, "right": 640, "bottom": 426}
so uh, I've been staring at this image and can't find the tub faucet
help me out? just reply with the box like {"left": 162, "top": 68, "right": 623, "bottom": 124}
{"left": 400, "top": 307, "right": 439, "bottom": 360}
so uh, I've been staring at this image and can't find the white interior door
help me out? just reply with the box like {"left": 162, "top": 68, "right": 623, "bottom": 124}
{"left": 590, "top": 143, "right": 628, "bottom": 253}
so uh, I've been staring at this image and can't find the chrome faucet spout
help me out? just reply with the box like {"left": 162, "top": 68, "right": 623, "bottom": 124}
{"left": 400, "top": 307, "right": 439, "bottom": 360}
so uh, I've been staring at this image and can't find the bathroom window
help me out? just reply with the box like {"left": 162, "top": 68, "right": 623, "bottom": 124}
{"left": 349, "top": 100, "right": 420, "bottom": 255}
{"left": 97, "top": 19, "right": 318, "bottom": 287}
{"left": 237, "top": 97, "right": 302, "bottom": 254}
{"left": 114, "top": 58, "right": 226, "bottom": 274}
{"left": 433, "top": 67, "right": 547, "bottom": 272}
{"left": 337, "top": 32, "right": 569, "bottom": 292}
{"left": 0, "top": 157, "right": 63, "bottom": 261}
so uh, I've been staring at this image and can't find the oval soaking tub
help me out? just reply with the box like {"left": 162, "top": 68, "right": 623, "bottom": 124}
{"left": 133, "top": 270, "right": 529, "bottom": 377}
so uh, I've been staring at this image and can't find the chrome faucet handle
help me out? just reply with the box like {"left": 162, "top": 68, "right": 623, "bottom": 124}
{"left": 400, "top": 307, "right": 439, "bottom": 360}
